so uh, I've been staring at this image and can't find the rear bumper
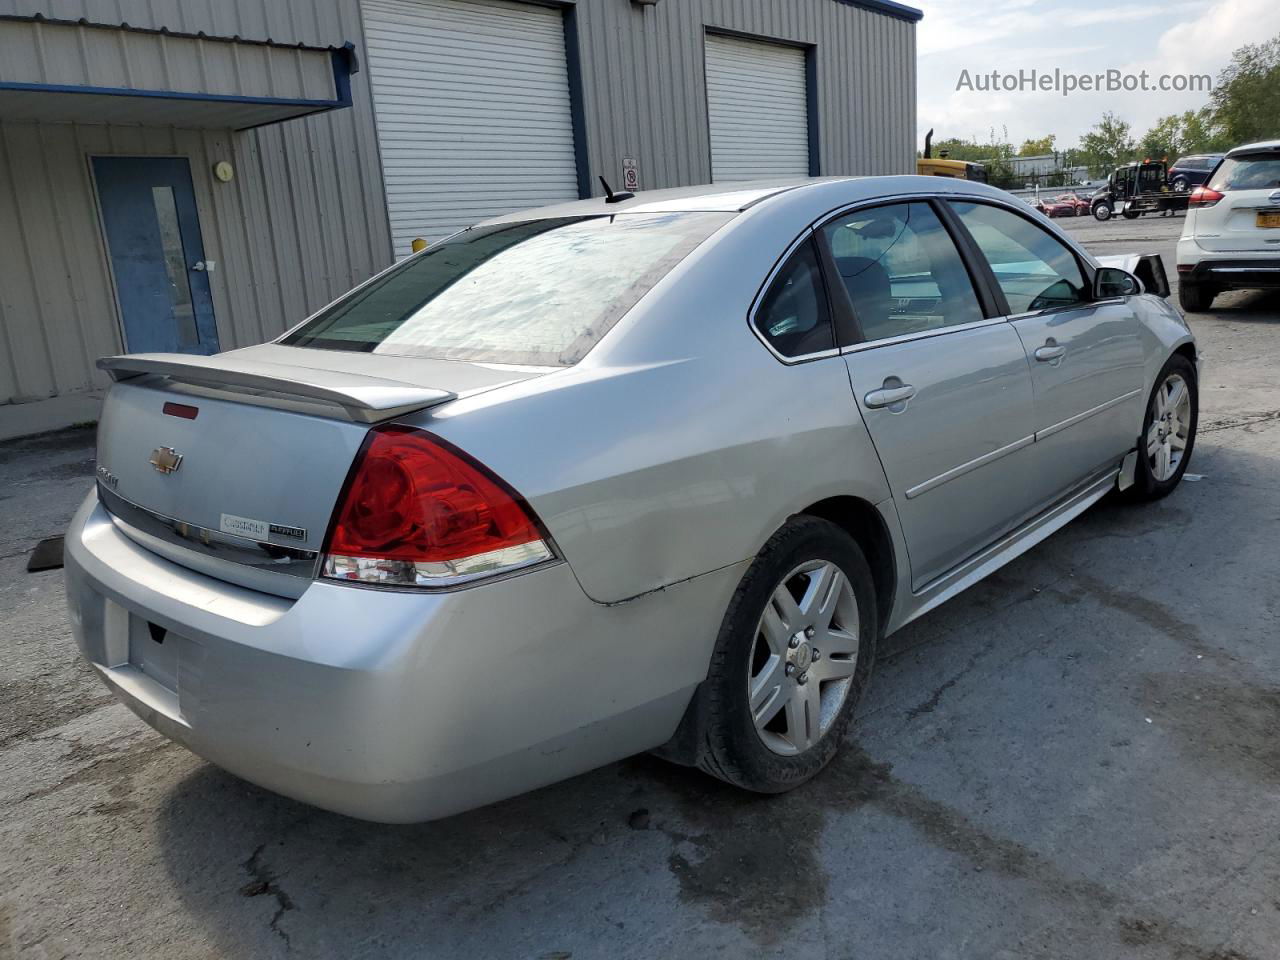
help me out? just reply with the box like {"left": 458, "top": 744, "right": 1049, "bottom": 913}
{"left": 1177, "top": 238, "right": 1280, "bottom": 286}
{"left": 1183, "top": 258, "right": 1280, "bottom": 289}
{"left": 64, "top": 492, "right": 740, "bottom": 821}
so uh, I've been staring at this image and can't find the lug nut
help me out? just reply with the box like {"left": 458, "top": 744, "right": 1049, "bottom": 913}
{"left": 811, "top": 648, "right": 821, "bottom": 661}
{"left": 805, "top": 626, "right": 815, "bottom": 639}
{"left": 797, "top": 672, "right": 809, "bottom": 685}
{"left": 788, "top": 635, "right": 800, "bottom": 649}
{"left": 785, "top": 663, "right": 797, "bottom": 677}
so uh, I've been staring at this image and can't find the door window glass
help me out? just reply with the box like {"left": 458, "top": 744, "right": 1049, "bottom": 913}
{"left": 753, "top": 239, "right": 834, "bottom": 358}
{"left": 821, "top": 202, "right": 983, "bottom": 342}
{"left": 949, "top": 201, "right": 1088, "bottom": 314}
{"left": 151, "top": 186, "right": 198, "bottom": 347}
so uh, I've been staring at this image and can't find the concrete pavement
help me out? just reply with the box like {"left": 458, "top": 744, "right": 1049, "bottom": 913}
{"left": 2, "top": 212, "right": 1278, "bottom": 959}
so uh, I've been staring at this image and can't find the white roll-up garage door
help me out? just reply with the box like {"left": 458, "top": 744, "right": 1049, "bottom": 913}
{"left": 362, "top": 0, "right": 580, "bottom": 256}
{"left": 705, "top": 34, "right": 811, "bottom": 183}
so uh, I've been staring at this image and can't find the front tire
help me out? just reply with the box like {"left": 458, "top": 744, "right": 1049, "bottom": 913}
{"left": 693, "top": 516, "right": 878, "bottom": 793}
{"left": 1094, "top": 203, "right": 1113, "bottom": 221}
{"left": 1127, "top": 355, "right": 1198, "bottom": 501}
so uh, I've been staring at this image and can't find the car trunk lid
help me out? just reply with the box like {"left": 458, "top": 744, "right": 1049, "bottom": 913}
{"left": 94, "top": 344, "right": 549, "bottom": 596}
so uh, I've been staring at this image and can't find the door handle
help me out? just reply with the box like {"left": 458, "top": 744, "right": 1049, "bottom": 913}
{"left": 864, "top": 383, "right": 916, "bottom": 410}
{"left": 190, "top": 261, "right": 207, "bottom": 272}
{"left": 1034, "top": 343, "right": 1066, "bottom": 363}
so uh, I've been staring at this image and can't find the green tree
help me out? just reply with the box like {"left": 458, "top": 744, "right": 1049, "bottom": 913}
{"left": 1180, "top": 108, "right": 1223, "bottom": 153}
{"left": 1138, "top": 114, "right": 1185, "bottom": 161}
{"left": 1210, "top": 34, "right": 1280, "bottom": 145}
{"left": 1080, "top": 112, "right": 1136, "bottom": 176}
{"left": 1138, "top": 108, "right": 1229, "bottom": 162}
{"left": 1018, "top": 135, "right": 1056, "bottom": 156}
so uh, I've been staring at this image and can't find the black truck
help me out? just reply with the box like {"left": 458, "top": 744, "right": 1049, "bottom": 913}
{"left": 1090, "top": 160, "right": 1191, "bottom": 221}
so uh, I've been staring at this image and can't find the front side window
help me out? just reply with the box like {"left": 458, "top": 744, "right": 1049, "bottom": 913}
{"left": 821, "top": 202, "right": 983, "bottom": 342}
{"left": 282, "top": 212, "right": 732, "bottom": 367}
{"left": 1208, "top": 154, "right": 1280, "bottom": 192}
{"left": 949, "top": 201, "right": 1088, "bottom": 314}
{"left": 753, "top": 239, "right": 834, "bottom": 358}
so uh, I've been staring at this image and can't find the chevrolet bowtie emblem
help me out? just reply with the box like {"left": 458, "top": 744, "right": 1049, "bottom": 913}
{"left": 149, "top": 446, "right": 183, "bottom": 475}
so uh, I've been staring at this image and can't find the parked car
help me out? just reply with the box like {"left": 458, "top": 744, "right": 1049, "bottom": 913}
{"left": 1032, "top": 196, "right": 1077, "bottom": 218}
{"left": 1056, "top": 193, "right": 1091, "bottom": 216}
{"left": 65, "top": 176, "right": 1201, "bottom": 822}
{"left": 1168, "top": 154, "right": 1225, "bottom": 193}
{"left": 1177, "top": 140, "right": 1280, "bottom": 311}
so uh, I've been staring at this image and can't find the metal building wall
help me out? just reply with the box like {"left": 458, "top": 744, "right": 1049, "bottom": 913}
{"left": 0, "top": 0, "right": 392, "bottom": 406}
{"left": 0, "top": 0, "right": 916, "bottom": 408}
{"left": 572, "top": 0, "right": 917, "bottom": 193}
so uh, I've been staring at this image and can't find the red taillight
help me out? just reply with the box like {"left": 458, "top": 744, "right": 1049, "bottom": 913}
{"left": 323, "top": 425, "right": 552, "bottom": 587}
{"left": 1189, "top": 186, "right": 1224, "bottom": 208}
{"left": 162, "top": 401, "right": 199, "bottom": 420}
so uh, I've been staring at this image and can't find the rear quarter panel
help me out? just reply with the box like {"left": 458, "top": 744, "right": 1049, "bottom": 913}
{"left": 408, "top": 199, "right": 893, "bottom": 605}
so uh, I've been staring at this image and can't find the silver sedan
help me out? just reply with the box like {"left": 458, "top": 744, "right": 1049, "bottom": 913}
{"left": 64, "top": 176, "right": 1200, "bottom": 822}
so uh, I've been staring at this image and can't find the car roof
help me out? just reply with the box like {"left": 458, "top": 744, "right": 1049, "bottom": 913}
{"left": 477, "top": 175, "right": 1021, "bottom": 226}
{"left": 1226, "top": 140, "right": 1280, "bottom": 157}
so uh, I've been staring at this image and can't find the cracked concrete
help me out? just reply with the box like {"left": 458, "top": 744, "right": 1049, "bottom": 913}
{"left": 2, "top": 216, "right": 1280, "bottom": 958}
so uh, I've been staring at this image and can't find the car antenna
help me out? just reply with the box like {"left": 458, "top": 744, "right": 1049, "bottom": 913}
{"left": 599, "top": 176, "right": 635, "bottom": 204}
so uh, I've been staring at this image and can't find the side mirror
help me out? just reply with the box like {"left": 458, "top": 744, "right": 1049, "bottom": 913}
{"left": 1095, "top": 267, "right": 1142, "bottom": 299}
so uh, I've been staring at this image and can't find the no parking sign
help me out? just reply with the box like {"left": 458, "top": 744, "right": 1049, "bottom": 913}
{"left": 622, "top": 157, "right": 639, "bottom": 192}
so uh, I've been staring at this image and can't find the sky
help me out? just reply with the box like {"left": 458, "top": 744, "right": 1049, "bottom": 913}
{"left": 914, "top": 0, "right": 1280, "bottom": 151}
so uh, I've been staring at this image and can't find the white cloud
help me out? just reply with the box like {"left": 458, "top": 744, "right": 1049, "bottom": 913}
{"left": 914, "top": 0, "right": 1278, "bottom": 147}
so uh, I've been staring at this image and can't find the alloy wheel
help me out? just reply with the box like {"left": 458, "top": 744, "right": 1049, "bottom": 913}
{"left": 748, "top": 559, "right": 860, "bottom": 756}
{"left": 1147, "top": 372, "right": 1193, "bottom": 482}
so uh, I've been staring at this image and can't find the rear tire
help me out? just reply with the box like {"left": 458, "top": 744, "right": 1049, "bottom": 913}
{"left": 1179, "top": 281, "right": 1217, "bottom": 313}
{"left": 693, "top": 516, "right": 878, "bottom": 793}
{"left": 1126, "top": 354, "right": 1198, "bottom": 502}
{"left": 1122, "top": 209, "right": 1141, "bottom": 220}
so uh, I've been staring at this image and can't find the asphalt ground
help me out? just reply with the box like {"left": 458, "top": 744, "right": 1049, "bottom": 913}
{"left": 2, "top": 209, "right": 1279, "bottom": 960}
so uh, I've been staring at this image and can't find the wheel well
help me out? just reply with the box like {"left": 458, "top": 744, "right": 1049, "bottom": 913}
{"left": 799, "top": 496, "right": 896, "bottom": 628}
{"left": 1174, "top": 342, "right": 1198, "bottom": 373}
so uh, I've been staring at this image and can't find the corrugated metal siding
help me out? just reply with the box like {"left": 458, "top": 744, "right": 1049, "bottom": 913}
{"left": 572, "top": 0, "right": 916, "bottom": 191}
{"left": 0, "top": 0, "right": 915, "bottom": 407}
{"left": 0, "top": 0, "right": 393, "bottom": 406}
{"left": 705, "top": 34, "right": 809, "bottom": 182}
{"left": 0, "top": 18, "right": 335, "bottom": 100}
{"left": 362, "top": 0, "right": 580, "bottom": 254}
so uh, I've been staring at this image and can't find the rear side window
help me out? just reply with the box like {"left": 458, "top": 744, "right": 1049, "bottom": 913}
{"left": 949, "top": 201, "right": 1088, "bottom": 314}
{"left": 753, "top": 239, "right": 834, "bottom": 358}
{"left": 821, "top": 201, "right": 983, "bottom": 342}
{"left": 282, "top": 212, "right": 732, "bottom": 367}
{"left": 1209, "top": 155, "right": 1280, "bottom": 192}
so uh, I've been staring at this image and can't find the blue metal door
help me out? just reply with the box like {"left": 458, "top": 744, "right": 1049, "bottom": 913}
{"left": 93, "top": 157, "right": 219, "bottom": 355}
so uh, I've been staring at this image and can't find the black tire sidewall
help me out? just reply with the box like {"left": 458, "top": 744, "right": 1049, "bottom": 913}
{"left": 1131, "top": 354, "right": 1199, "bottom": 500}
{"left": 698, "top": 517, "right": 878, "bottom": 793}
{"left": 1179, "top": 282, "right": 1216, "bottom": 313}
{"left": 1095, "top": 204, "right": 1112, "bottom": 221}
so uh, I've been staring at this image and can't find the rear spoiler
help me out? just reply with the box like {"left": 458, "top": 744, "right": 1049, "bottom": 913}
{"left": 97, "top": 353, "right": 456, "bottom": 423}
{"left": 1095, "top": 253, "right": 1171, "bottom": 299}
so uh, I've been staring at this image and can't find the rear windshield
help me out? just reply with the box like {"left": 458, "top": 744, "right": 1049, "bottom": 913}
{"left": 1209, "top": 155, "right": 1280, "bottom": 192}
{"left": 281, "top": 212, "right": 732, "bottom": 366}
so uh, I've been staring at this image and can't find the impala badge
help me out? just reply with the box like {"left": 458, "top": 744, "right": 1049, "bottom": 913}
{"left": 149, "top": 446, "right": 183, "bottom": 475}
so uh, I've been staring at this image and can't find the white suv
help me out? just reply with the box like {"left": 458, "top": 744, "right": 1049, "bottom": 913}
{"left": 1176, "top": 140, "right": 1280, "bottom": 312}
